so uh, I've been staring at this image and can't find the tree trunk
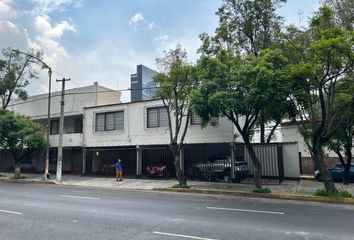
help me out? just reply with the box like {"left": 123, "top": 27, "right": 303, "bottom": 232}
{"left": 260, "top": 122, "right": 265, "bottom": 143}
{"left": 170, "top": 143, "right": 186, "bottom": 186}
{"left": 343, "top": 147, "right": 352, "bottom": 185}
{"left": 243, "top": 139, "right": 262, "bottom": 188}
{"left": 14, "top": 165, "right": 21, "bottom": 179}
{"left": 343, "top": 163, "right": 350, "bottom": 185}
{"left": 174, "top": 152, "right": 186, "bottom": 186}
{"left": 313, "top": 143, "right": 338, "bottom": 193}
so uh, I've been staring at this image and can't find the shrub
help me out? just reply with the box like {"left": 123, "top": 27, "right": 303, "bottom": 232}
{"left": 171, "top": 184, "right": 191, "bottom": 189}
{"left": 252, "top": 187, "right": 271, "bottom": 193}
{"left": 315, "top": 189, "right": 353, "bottom": 198}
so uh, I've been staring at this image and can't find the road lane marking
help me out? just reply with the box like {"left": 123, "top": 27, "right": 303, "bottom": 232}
{"left": 153, "top": 231, "right": 218, "bottom": 240}
{"left": 59, "top": 195, "right": 100, "bottom": 200}
{"left": 206, "top": 206, "right": 284, "bottom": 215}
{"left": 0, "top": 209, "right": 23, "bottom": 215}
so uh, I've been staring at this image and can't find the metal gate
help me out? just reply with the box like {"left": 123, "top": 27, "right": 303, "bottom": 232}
{"left": 184, "top": 143, "right": 284, "bottom": 184}
{"left": 85, "top": 147, "right": 137, "bottom": 177}
{"left": 141, "top": 146, "right": 175, "bottom": 178}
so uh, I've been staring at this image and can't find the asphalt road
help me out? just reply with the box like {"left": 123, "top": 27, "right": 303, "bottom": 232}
{"left": 0, "top": 183, "right": 353, "bottom": 240}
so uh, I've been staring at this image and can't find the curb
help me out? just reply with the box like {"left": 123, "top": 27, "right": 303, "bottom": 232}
{"left": 153, "top": 187, "right": 354, "bottom": 204}
{"left": 0, "top": 177, "right": 56, "bottom": 185}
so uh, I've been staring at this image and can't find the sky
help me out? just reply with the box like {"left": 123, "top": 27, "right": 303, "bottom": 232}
{"left": 0, "top": 0, "right": 319, "bottom": 102}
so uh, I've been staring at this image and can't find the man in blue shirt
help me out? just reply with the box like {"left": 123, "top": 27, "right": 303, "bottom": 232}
{"left": 115, "top": 159, "right": 123, "bottom": 181}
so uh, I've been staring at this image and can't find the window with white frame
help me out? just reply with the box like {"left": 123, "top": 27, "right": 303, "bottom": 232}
{"left": 147, "top": 107, "right": 168, "bottom": 128}
{"left": 95, "top": 111, "right": 124, "bottom": 131}
{"left": 190, "top": 112, "right": 202, "bottom": 125}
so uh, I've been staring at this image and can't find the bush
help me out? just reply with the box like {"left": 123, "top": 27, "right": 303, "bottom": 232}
{"left": 315, "top": 189, "right": 353, "bottom": 198}
{"left": 252, "top": 187, "right": 271, "bottom": 193}
{"left": 171, "top": 184, "right": 191, "bottom": 189}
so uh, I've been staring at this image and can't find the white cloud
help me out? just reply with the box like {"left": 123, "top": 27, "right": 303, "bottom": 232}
{"left": 0, "top": 0, "right": 11, "bottom": 16}
{"left": 30, "top": 0, "right": 83, "bottom": 14}
{"left": 31, "top": 14, "right": 75, "bottom": 68}
{"left": 155, "top": 35, "right": 169, "bottom": 44}
{"left": 129, "top": 13, "right": 144, "bottom": 25}
{"left": 148, "top": 22, "right": 155, "bottom": 30}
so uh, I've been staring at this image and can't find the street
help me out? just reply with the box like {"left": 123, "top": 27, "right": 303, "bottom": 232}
{"left": 0, "top": 183, "right": 353, "bottom": 240}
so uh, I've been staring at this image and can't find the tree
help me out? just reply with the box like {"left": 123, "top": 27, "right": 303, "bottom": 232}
{"left": 153, "top": 45, "right": 197, "bottom": 186}
{"left": 0, "top": 48, "right": 42, "bottom": 109}
{"left": 287, "top": 7, "right": 354, "bottom": 192}
{"left": 324, "top": 0, "right": 353, "bottom": 31}
{"left": 327, "top": 81, "right": 354, "bottom": 185}
{"left": 199, "top": 0, "right": 287, "bottom": 143}
{"left": 0, "top": 109, "right": 46, "bottom": 178}
{"left": 192, "top": 49, "right": 291, "bottom": 188}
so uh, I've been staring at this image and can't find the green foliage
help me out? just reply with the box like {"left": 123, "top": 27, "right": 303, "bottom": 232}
{"left": 285, "top": 6, "right": 354, "bottom": 193}
{"left": 171, "top": 184, "right": 191, "bottom": 189}
{"left": 154, "top": 45, "right": 198, "bottom": 186}
{"left": 315, "top": 189, "right": 353, "bottom": 198}
{"left": 252, "top": 187, "right": 271, "bottom": 193}
{"left": 0, "top": 47, "right": 43, "bottom": 109}
{"left": 0, "top": 109, "right": 46, "bottom": 167}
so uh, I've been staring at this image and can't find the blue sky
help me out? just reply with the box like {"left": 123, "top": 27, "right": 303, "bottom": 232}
{"left": 0, "top": 0, "right": 319, "bottom": 101}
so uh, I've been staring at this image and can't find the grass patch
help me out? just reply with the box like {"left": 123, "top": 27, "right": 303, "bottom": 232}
{"left": 315, "top": 189, "right": 353, "bottom": 198}
{"left": 252, "top": 187, "right": 271, "bottom": 193}
{"left": 171, "top": 184, "right": 191, "bottom": 189}
{"left": 10, "top": 176, "right": 26, "bottom": 180}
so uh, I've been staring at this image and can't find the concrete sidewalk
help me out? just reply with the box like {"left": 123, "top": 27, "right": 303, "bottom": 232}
{"left": 1, "top": 172, "right": 354, "bottom": 196}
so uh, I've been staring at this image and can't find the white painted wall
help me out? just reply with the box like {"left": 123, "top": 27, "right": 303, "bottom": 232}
{"left": 7, "top": 83, "right": 121, "bottom": 148}
{"left": 7, "top": 82, "right": 121, "bottom": 119}
{"left": 282, "top": 142, "right": 300, "bottom": 178}
{"left": 281, "top": 123, "right": 354, "bottom": 158}
{"left": 83, "top": 99, "right": 236, "bottom": 147}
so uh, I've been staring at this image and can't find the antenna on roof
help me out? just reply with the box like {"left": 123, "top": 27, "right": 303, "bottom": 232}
{"left": 297, "top": 10, "right": 304, "bottom": 28}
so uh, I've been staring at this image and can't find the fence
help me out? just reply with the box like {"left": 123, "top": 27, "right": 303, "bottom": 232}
{"left": 85, "top": 147, "right": 136, "bottom": 177}
{"left": 82, "top": 142, "right": 296, "bottom": 184}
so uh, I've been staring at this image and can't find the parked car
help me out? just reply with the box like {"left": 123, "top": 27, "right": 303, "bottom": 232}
{"left": 190, "top": 156, "right": 249, "bottom": 182}
{"left": 314, "top": 163, "right": 354, "bottom": 182}
{"left": 146, "top": 164, "right": 168, "bottom": 178}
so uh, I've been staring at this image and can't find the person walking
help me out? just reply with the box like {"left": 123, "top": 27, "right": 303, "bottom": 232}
{"left": 115, "top": 159, "right": 123, "bottom": 181}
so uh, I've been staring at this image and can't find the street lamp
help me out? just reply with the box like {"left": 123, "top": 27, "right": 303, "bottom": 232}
{"left": 11, "top": 49, "right": 52, "bottom": 180}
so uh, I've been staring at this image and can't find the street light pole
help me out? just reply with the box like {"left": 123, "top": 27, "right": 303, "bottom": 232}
{"left": 11, "top": 49, "right": 52, "bottom": 180}
{"left": 44, "top": 68, "right": 52, "bottom": 180}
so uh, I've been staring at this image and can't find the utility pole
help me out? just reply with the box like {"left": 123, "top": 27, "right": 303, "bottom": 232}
{"left": 56, "top": 78, "right": 70, "bottom": 182}
{"left": 44, "top": 68, "right": 52, "bottom": 180}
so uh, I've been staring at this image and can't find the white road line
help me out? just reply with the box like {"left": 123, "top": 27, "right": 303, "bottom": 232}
{"left": 153, "top": 231, "right": 218, "bottom": 240}
{"left": 59, "top": 195, "right": 100, "bottom": 200}
{"left": 206, "top": 206, "right": 284, "bottom": 215}
{"left": 0, "top": 209, "right": 23, "bottom": 215}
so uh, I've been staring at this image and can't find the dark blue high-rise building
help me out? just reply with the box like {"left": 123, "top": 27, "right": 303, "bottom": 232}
{"left": 130, "top": 65, "right": 157, "bottom": 102}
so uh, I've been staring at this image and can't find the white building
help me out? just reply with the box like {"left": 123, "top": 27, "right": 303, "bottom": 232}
{"left": 281, "top": 121, "right": 354, "bottom": 174}
{"left": 1, "top": 82, "right": 121, "bottom": 173}
{"left": 1, "top": 85, "right": 300, "bottom": 181}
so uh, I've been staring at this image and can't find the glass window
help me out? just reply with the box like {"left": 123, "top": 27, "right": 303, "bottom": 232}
{"left": 95, "top": 111, "right": 124, "bottom": 132}
{"left": 190, "top": 112, "right": 202, "bottom": 125}
{"left": 50, "top": 120, "right": 59, "bottom": 135}
{"left": 147, "top": 107, "right": 168, "bottom": 128}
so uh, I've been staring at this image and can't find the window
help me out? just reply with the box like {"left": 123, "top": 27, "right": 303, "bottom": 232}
{"left": 95, "top": 111, "right": 124, "bottom": 131}
{"left": 50, "top": 120, "right": 59, "bottom": 135}
{"left": 190, "top": 112, "right": 202, "bottom": 125}
{"left": 147, "top": 107, "right": 168, "bottom": 128}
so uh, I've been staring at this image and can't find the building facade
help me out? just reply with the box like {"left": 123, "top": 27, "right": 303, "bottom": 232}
{"left": 1, "top": 85, "right": 300, "bottom": 181}
{"left": 0, "top": 82, "right": 121, "bottom": 173}
{"left": 130, "top": 65, "right": 157, "bottom": 102}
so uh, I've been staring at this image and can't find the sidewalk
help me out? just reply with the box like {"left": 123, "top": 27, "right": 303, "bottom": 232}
{"left": 1, "top": 172, "right": 354, "bottom": 203}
